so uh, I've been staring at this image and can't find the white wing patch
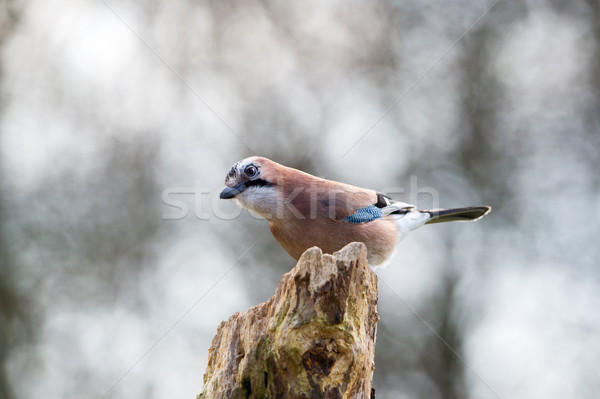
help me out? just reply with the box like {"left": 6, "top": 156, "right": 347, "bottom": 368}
{"left": 385, "top": 201, "right": 431, "bottom": 242}
{"left": 380, "top": 201, "right": 416, "bottom": 216}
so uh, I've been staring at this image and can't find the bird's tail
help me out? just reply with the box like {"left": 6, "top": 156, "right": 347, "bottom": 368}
{"left": 424, "top": 206, "right": 491, "bottom": 224}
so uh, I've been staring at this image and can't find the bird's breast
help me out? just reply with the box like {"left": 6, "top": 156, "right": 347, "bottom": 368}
{"left": 269, "top": 216, "right": 398, "bottom": 265}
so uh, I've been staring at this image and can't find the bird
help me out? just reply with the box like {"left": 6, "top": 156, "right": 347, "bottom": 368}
{"left": 220, "top": 156, "right": 490, "bottom": 266}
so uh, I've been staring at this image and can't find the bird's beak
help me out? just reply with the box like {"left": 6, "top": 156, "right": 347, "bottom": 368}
{"left": 220, "top": 182, "right": 245, "bottom": 199}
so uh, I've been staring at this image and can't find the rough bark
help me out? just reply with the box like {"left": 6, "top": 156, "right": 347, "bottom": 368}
{"left": 198, "top": 242, "right": 379, "bottom": 399}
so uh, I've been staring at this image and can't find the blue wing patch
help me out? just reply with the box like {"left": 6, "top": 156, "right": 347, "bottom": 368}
{"left": 343, "top": 205, "right": 383, "bottom": 224}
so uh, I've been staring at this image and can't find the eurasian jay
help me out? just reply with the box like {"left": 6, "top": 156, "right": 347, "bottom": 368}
{"left": 220, "top": 156, "right": 490, "bottom": 266}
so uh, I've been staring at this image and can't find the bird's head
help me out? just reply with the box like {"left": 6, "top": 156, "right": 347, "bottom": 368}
{"left": 220, "top": 156, "right": 279, "bottom": 217}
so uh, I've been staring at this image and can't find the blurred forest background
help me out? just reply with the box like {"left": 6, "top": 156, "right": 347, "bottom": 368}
{"left": 1, "top": 0, "right": 600, "bottom": 398}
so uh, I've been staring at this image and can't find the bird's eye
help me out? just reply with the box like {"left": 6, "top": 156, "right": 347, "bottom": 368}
{"left": 245, "top": 165, "right": 258, "bottom": 177}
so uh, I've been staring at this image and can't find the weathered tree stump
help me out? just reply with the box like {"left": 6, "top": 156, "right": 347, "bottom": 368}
{"left": 198, "top": 242, "right": 379, "bottom": 399}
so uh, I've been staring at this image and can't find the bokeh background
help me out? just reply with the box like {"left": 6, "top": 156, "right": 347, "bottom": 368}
{"left": 1, "top": 0, "right": 600, "bottom": 398}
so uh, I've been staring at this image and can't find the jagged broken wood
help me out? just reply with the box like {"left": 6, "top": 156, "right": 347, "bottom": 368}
{"left": 198, "top": 242, "right": 379, "bottom": 399}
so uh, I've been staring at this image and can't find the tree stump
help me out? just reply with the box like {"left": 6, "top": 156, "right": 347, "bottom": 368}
{"left": 198, "top": 242, "right": 379, "bottom": 399}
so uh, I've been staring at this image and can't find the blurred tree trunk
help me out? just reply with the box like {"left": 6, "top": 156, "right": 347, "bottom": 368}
{"left": 584, "top": 0, "right": 600, "bottom": 185}
{"left": 0, "top": 3, "right": 27, "bottom": 399}
{"left": 198, "top": 243, "right": 379, "bottom": 399}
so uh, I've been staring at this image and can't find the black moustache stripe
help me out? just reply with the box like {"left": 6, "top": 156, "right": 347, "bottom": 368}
{"left": 244, "top": 179, "right": 272, "bottom": 188}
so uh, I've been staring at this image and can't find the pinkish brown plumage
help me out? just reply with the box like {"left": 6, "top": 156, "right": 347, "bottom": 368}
{"left": 220, "top": 156, "right": 490, "bottom": 266}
